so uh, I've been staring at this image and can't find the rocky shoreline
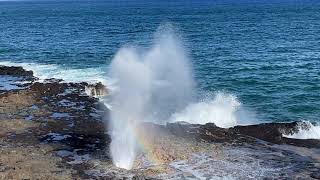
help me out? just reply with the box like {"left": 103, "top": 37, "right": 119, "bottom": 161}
{"left": 0, "top": 65, "right": 319, "bottom": 179}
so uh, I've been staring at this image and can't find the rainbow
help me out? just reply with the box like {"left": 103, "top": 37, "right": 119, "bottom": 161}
{"left": 129, "top": 122, "right": 164, "bottom": 166}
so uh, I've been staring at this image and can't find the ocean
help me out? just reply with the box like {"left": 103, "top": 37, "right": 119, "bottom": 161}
{"left": 0, "top": 0, "right": 319, "bottom": 124}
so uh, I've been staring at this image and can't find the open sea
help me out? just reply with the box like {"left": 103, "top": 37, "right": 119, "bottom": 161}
{"left": 0, "top": 0, "right": 319, "bottom": 124}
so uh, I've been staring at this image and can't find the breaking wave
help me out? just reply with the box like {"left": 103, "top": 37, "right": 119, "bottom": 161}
{"left": 170, "top": 92, "right": 241, "bottom": 128}
{"left": 283, "top": 121, "right": 320, "bottom": 140}
{"left": 0, "top": 61, "right": 112, "bottom": 86}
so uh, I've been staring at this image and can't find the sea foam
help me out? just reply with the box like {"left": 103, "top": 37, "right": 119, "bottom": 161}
{"left": 283, "top": 121, "right": 320, "bottom": 140}
{"left": 170, "top": 92, "right": 241, "bottom": 128}
{"left": 0, "top": 61, "right": 112, "bottom": 86}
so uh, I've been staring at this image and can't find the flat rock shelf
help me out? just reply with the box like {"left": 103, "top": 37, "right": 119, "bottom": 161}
{"left": 0, "top": 65, "right": 319, "bottom": 179}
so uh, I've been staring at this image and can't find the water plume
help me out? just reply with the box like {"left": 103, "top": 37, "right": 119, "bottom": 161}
{"left": 108, "top": 26, "right": 195, "bottom": 169}
{"left": 107, "top": 25, "right": 250, "bottom": 169}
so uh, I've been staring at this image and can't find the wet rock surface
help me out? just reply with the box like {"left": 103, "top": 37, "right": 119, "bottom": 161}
{"left": 0, "top": 66, "right": 319, "bottom": 179}
{"left": 0, "top": 66, "right": 34, "bottom": 94}
{"left": 0, "top": 66, "right": 33, "bottom": 77}
{"left": 0, "top": 66, "right": 109, "bottom": 179}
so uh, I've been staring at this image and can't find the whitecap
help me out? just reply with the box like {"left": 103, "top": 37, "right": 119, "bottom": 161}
{"left": 0, "top": 61, "right": 115, "bottom": 89}
{"left": 170, "top": 92, "right": 241, "bottom": 128}
{"left": 283, "top": 121, "right": 320, "bottom": 140}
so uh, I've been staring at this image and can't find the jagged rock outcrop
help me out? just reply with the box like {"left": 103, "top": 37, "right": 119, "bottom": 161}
{"left": 0, "top": 65, "right": 33, "bottom": 77}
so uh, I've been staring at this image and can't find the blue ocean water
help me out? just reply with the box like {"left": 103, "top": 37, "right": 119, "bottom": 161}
{"left": 0, "top": 0, "right": 319, "bottom": 123}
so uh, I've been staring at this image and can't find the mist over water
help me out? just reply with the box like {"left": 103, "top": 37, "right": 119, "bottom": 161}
{"left": 170, "top": 92, "right": 241, "bottom": 128}
{"left": 107, "top": 26, "right": 249, "bottom": 169}
{"left": 108, "top": 27, "right": 195, "bottom": 169}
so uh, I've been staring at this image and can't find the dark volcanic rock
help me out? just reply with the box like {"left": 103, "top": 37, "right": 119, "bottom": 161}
{"left": 30, "top": 82, "right": 69, "bottom": 95}
{"left": 166, "top": 121, "right": 320, "bottom": 148}
{"left": 1, "top": 65, "right": 319, "bottom": 179}
{"left": 0, "top": 65, "right": 111, "bottom": 179}
{"left": 232, "top": 122, "right": 320, "bottom": 148}
{"left": 0, "top": 65, "right": 33, "bottom": 77}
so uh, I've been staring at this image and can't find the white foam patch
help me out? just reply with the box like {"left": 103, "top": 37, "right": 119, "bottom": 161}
{"left": 0, "top": 61, "right": 114, "bottom": 89}
{"left": 170, "top": 92, "right": 241, "bottom": 128}
{"left": 162, "top": 149, "right": 285, "bottom": 179}
{"left": 283, "top": 121, "right": 320, "bottom": 140}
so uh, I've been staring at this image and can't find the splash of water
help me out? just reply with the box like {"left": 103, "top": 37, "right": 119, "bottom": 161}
{"left": 170, "top": 92, "right": 241, "bottom": 128}
{"left": 0, "top": 61, "right": 110, "bottom": 85}
{"left": 107, "top": 26, "right": 249, "bottom": 169}
{"left": 283, "top": 121, "right": 320, "bottom": 139}
{"left": 108, "top": 27, "right": 195, "bottom": 169}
